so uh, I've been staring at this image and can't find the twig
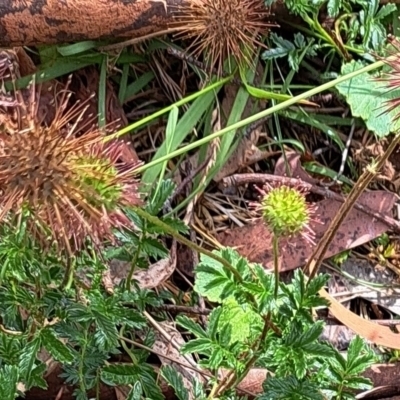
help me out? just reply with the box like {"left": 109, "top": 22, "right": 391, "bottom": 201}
{"left": 305, "top": 132, "right": 400, "bottom": 280}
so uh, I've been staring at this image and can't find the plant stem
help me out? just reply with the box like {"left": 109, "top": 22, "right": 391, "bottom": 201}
{"left": 272, "top": 235, "right": 280, "bottom": 298}
{"left": 305, "top": 132, "right": 400, "bottom": 280}
{"left": 133, "top": 207, "right": 244, "bottom": 283}
{"left": 125, "top": 236, "right": 142, "bottom": 292}
{"left": 61, "top": 256, "right": 76, "bottom": 291}
{"left": 106, "top": 75, "right": 232, "bottom": 143}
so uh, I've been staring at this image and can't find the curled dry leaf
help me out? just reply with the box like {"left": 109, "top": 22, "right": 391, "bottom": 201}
{"left": 221, "top": 368, "right": 267, "bottom": 395}
{"left": 274, "top": 150, "right": 319, "bottom": 184}
{"left": 109, "top": 241, "right": 177, "bottom": 289}
{"left": 217, "top": 191, "right": 396, "bottom": 272}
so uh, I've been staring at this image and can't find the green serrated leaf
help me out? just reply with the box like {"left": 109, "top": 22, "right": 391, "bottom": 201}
{"left": 344, "top": 376, "right": 373, "bottom": 391}
{"left": 18, "top": 336, "right": 41, "bottom": 382}
{"left": 126, "top": 381, "right": 142, "bottom": 400}
{"left": 204, "top": 278, "right": 235, "bottom": 301}
{"left": 208, "top": 307, "right": 223, "bottom": 340}
{"left": 0, "top": 365, "right": 19, "bottom": 400}
{"left": 346, "top": 336, "right": 375, "bottom": 374}
{"left": 29, "top": 363, "right": 47, "bottom": 390}
{"left": 101, "top": 364, "right": 141, "bottom": 385}
{"left": 301, "top": 342, "right": 335, "bottom": 357}
{"left": 293, "top": 352, "right": 307, "bottom": 379}
{"left": 208, "top": 347, "right": 225, "bottom": 370}
{"left": 159, "top": 217, "right": 189, "bottom": 234}
{"left": 41, "top": 328, "right": 74, "bottom": 364}
{"left": 138, "top": 364, "right": 164, "bottom": 400}
{"left": 218, "top": 299, "right": 263, "bottom": 345}
{"left": 336, "top": 60, "right": 400, "bottom": 137}
{"left": 146, "top": 179, "right": 176, "bottom": 215}
{"left": 140, "top": 237, "right": 168, "bottom": 259}
{"left": 376, "top": 3, "right": 397, "bottom": 20}
{"left": 261, "top": 375, "right": 323, "bottom": 400}
{"left": 160, "top": 366, "right": 189, "bottom": 400}
{"left": 194, "top": 256, "right": 227, "bottom": 302}
{"left": 176, "top": 315, "right": 208, "bottom": 338}
{"left": 292, "top": 322, "right": 324, "bottom": 347}
{"left": 181, "top": 338, "right": 213, "bottom": 354}
{"left": 327, "top": 0, "right": 341, "bottom": 17}
{"left": 92, "top": 310, "right": 118, "bottom": 350}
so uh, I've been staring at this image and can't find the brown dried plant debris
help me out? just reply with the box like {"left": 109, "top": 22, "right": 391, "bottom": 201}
{"left": 0, "top": 80, "right": 142, "bottom": 255}
{"left": 172, "top": 0, "right": 273, "bottom": 76}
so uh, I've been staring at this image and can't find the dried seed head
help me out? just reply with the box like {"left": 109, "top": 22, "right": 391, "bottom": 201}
{"left": 0, "top": 83, "right": 142, "bottom": 254}
{"left": 172, "top": 0, "right": 273, "bottom": 76}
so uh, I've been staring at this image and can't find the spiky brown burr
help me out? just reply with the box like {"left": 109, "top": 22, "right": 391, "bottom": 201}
{"left": 172, "top": 0, "right": 273, "bottom": 76}
{"left": 0, "top": 82, "right": 142, "bottom": 255}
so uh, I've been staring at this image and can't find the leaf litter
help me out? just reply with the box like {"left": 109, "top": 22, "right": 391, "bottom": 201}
{"left": 217, "top": 152, "right": 397, "bottom": 272}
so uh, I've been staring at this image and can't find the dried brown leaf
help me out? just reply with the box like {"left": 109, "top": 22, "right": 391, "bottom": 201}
{"left": 110, "top": 241, "right": 177, "bottom": 289}
{"left": 217, "top": 191, "right": 396, "bottom": 272}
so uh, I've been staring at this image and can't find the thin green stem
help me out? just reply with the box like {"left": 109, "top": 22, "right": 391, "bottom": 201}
{"left": 61, "top": 256, "right": 76, "bottom": 291}
{"left": 119, "top": 325, "right": 138, "bottom": 364}
{"left": 272, "top": 235, "right": 280, "bottom": 298}
{"left": 133, "top": 207, "right": 243, "bottom": 283}
{"left": 125, "top": 237, "right": 142, "bottom": 292}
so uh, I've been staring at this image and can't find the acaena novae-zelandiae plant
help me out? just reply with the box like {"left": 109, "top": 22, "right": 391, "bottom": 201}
{"left": 172, "top": 0, "right": 273, "bottom": 76}
{"left": 0, "top": 79, "right": 142, "bottom": 262}
{"left": 257, "top": 183, "right": 318, "bottom": 297}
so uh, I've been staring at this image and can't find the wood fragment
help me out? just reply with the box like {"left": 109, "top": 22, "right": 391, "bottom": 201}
{"left": 0, "top": 0, "right": 285, "bottom": 47}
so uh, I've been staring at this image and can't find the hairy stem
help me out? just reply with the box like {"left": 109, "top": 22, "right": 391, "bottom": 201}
{"left": 61, "top": 256, "right": 76, "bottom": 291}
{"left": 125, "top": 236, "right": 142, "bottom": 292}
{"left": 133, "top": 207, "right": 243, "bottom": 283}
{"left": 273, "top": 235, "right": 280, "bottom": 298}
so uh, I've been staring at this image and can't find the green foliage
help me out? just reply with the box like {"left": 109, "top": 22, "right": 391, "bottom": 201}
{"left": 336, "top": 60, "right": 400, "bottom": 137}
{"left": 0, "top": 1, "right": 389, "bottom": 395}
{"left": 101, "top": 363, "right": 164, "bottom": 399}
{"left": 0, "top": 365, "right": 19, "bottom": 400}
{"left": 160, "top": 365, "right": 190, "bottom": 400}
{"left": 0, "top": 176, "right": 175, "bottom": 399}
{"left": 262, "top": 33, "right": 318, "bottom": 72}
{"left": 267, "top": 0, "right": 395, "bottom": 60}
{"left": 179, "top": 249, "right": 374, "bottom": 399}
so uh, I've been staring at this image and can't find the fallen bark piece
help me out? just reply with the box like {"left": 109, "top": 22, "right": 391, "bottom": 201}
{"left": 0, "top": 0, "right": 284, "bottom": 47}
{"left": 0, "top": 0, "right": 176, "bottom": 46}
